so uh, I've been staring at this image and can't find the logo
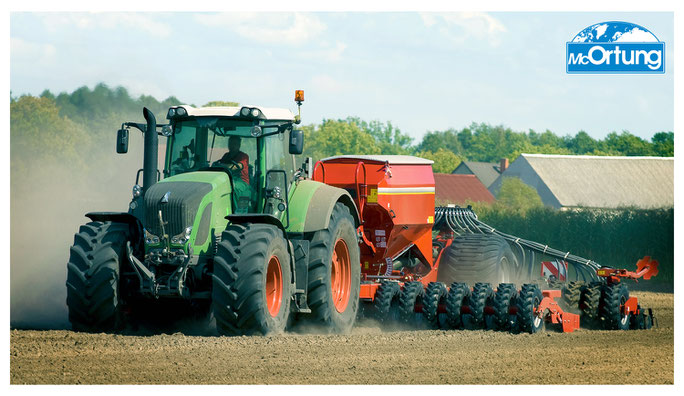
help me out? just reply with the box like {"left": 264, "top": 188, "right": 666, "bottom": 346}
{"left": 160, "top": 191, "right": 171, "bottom": 204}
{"left": 566, "top": 21, "right": 665, "bottom": 74}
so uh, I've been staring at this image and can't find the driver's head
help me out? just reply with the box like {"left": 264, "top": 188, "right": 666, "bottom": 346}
{"left": 228, "top": 136, "right": 241, "bottom": 153}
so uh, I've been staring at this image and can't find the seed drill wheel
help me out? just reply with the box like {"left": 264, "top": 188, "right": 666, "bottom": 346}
{"left": 446, "top": 282, "right": 470, "bottom": 329}
{"left": 399, "top": 281, "right": 426, "bottom": 327}
{"left": 372, "top": 281, "right": 401, "bottom": 323}
{"left": 493, "top": 283, "right": 518, "bottom": 331}
{"left": 212, "top": 223, "right": 291, "bottom": 336}
{"left": 562, "top": 281, "right": 585, "bottom": 309}
{"left": 436, "top": 234, "right": 517, "bottom": 286}
{"left": 466, "top": 282, "right": 495, "bottom": 329}
{"left": 66, "top": 221, "right": 130, "bottom": 333}
{"left": 600, "top": 283, "right": 631, "bottom": 330}
{"left": 304, "top": 203, "right": 360, "bottom": 333}
{"left": 516, "top": 284, "right": 544, "bottom": 333}
{"left": 423, "top": 282, "right": 448, "bottom": 329}
{"left": 580, "top": 282, "right": 602, "bottom": 328}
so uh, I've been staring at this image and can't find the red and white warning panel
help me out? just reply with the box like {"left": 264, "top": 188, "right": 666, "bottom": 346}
{"left": 541, "top": 260, "right": 568, "bottom": 281}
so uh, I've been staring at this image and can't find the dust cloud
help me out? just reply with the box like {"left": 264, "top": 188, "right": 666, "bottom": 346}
{"left": 10, "top": 129, "right": 149, "bottom": 329}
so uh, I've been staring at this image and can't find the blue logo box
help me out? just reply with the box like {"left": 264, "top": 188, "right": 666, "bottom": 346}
{"left": 567, "top": 42, "right": 665, "bottom": 74}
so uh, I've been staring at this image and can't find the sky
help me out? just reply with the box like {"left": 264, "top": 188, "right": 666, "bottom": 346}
{"left": 9, "top": 11, "right": 674, "bottom": 141}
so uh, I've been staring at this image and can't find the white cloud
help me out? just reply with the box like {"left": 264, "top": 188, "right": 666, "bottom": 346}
{"left": 37, "top": 13, "right": 171, "bottom": 38}
{"left": 310, "top": 74, "right": 346, "bottom": 93}
{"left": 11, "top": 38, "right": 57, "bottom": 64}
{"left": 194, "top": 12, "right": 326, "bottom": 46}
{"left": 420, "top": 12, "right": 507, "bottom": 46}
{"left": 300, "top": 41, "right": 348, "bottom": 63}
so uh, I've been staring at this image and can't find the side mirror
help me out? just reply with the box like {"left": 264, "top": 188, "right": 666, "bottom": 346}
{"left": 116, "top": 128, "right": 129, "bottom": 154}
{"left": 289, "top": 129, "right": 303, "bottom": 155}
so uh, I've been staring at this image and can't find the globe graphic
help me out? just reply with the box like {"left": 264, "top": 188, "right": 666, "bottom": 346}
{"left": 571, "top": 21, "right": 659, "bottom": 43}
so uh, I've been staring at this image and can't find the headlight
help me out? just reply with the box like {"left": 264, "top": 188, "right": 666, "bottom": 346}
{"left": 167, "top": 108, "right": 176, "bottom": 118}
{"left": 250, "top": 126, "right": 262, "bottom": 137}
{"left": 250, "top": 108, "right": 261, "bottom": 117}
{"left": 240, "top": 107, "right": 250, "bottom": 116}
{"left": 144, "top": 228, "right": 160, "bottom": 245}
{"left": 171, "top": 226, "right": 192, "bottom": 245}
{"left": 176, "top": 107, "right": 187, "bottom": 116}
{"left": 132, "top": 184, "right": 142, "bottom": 198}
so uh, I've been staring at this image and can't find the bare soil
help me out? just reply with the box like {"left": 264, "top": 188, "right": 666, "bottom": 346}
{"left": 10, "top": 291, "right": 673, "bottom": 385}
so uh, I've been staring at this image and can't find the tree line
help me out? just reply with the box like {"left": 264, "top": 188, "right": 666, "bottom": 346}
{"left": 11, "top": 83, "right": 674, "bottom": 178}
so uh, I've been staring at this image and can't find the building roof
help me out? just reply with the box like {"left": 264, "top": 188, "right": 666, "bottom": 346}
{"left": 321, "top": 155, "right": 434, "bottom": 165}
{"left": 452, "top": 161, "right": 501, "bottom": 188}
{"left": 507, "top": 154, "right": 674, "bottom": 209}
{"left": 434, "top": 173, "right": 496, "bottom": 206}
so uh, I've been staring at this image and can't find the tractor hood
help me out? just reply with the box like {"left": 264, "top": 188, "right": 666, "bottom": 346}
{"left": 143, "top": 171, "right": 231, "bottom": 240}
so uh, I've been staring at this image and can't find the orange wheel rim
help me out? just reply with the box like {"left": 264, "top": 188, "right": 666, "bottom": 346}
{"left": 331, "top": 238, "right": 352, "bottom": 313}
{"left": 266, "top": 255, "right": 283, "bottom": 317}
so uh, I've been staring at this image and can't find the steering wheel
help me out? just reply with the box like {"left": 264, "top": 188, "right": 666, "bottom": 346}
{"left": 213, "top": 159, "right": 242, "bottom": 170}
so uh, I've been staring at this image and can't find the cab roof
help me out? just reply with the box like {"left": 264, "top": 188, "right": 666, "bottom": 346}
{"left": 169, "top": 105, "right": 295, "bottom": 121}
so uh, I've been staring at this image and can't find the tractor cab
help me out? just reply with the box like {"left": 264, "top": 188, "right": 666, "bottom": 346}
{"left": 164, "top": 105, "right": 302, "bottom": 215}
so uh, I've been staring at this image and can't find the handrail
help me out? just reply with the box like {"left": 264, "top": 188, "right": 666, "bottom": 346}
{"left": 354, "top": 161, "right": 367, "bottom": 223}
{"left": 312, "top": 160, "right": 325, "bottom": 183}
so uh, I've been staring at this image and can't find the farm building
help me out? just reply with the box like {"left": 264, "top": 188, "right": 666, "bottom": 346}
{"left": 452, "top": 160, "right": 507, "bottom": 188}
{"left": 434, "top": 173, "right": 496, "bottom": 206}
{"left": 488, "top": 154, "right": 674, "bottom": 209}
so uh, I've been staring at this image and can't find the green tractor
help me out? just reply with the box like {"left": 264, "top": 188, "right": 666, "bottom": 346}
{"left": 66, "top": 91, "right": 361, "bottom": 335}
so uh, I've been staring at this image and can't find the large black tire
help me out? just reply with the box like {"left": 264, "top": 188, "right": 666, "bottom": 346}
{"left": 516, "top": 284, "right": 544, "bottom": 333}
{"left": 422, "top": 282, "right": 448, "bottom": 329}
{"left": 562, "top": 281, "right": 585, "bottom": 309}
{"left": 467, "top": 282, "right": 495, "bottom": 329}
{"left": 212, "top": 223, "right": 292, "bottom": 336}
{"left": 398, "top": 281, "right": 425, "bottom": 326}
{"left": 580, "top": 282, "right": 602, "bottom": 327}
{"left": 304, "top": 203, "right": 360, "bottom": 334}
{"left": 66, "top": 221, "right": 129, "bottom": 332}
{"left": 445, "top": 282, "right": 470, "bottom": 329}
{"left": 437, "top": 234, "right": 517, "bottom": 286}
{"left": 372, "top": 281, "right": 401, "bottom": 323}
{"left": 493, "top": 283, "right": 518, "bottom": 330}
{"left": 600, "top": 283, "right": 630, "bottom": 330}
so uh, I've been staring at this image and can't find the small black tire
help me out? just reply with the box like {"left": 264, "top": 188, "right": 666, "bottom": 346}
{"left": 600, "top": 283, "right": 630, "bottom": 330}
{"left": 212, "top": 223, "right": 292, "bottom": 336}
{"left": 562, "top": 281, "right": 585, "bottom": 309}
{"left": 493, "top": 283, "right": 518, "bottom": 331}
{"left": 303, "top": 203, "right": 360, "bottom": 334}
{"left": 423, "top": 282, "right": 448, "bottom": 329}
{"left": 66, "top": 221, "right": 130, "bottom": 333}
{"left": 516, "top": 284, "right": 544, "bottom": 333}
{"left": 468, "top": 282, "right": 495, "bottom": 329}
{"left": 398, "top": 281, "right": 425, "bottom": 326}
{"left": 445, "top": 282, "right": 470, "bottom": 329}
{"left": 372, "top": 281, "right": 401, "bottom": 323}
{"left": 437, "top": 234, "right": 517, "bottom": 285}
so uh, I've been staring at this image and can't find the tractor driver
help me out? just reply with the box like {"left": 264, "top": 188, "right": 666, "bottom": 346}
{"left": 215, "top": 135, "right": 251, "bottom": 212}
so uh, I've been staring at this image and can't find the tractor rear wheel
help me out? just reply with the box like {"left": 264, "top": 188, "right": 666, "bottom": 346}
{"left": 423, "top": 282, "right": 448, "bottom": 328}
{"left": 304, "top": 203, "right": 360, "bottom": 333}
{"left": 436, "top": 234, "right": 517, "bottom": 286}
{"left": 516, "top": 284, "right": 544, "bottom": 333}
{"left": 467, "top": 282, "right": 495, "bottom": 329}
{"left": 398, "top": 281, "right": 425, "bottom": 326}
{"left": 212, "top": 223, "right": 291, "bottom": 336}
{"left": 372, "top": 281, "right": 401, "bottom": 323}
{"left": 493, "top": 283, "right": 518, "bottom": 330}
{"left": 600, "top": 283, "right": 630, "bottom": 330}
{"left": 66, "top": 221, "right": 130, "bottom": 333}
{"left": 445, "top": 282, "right": 470, "bottom": 329}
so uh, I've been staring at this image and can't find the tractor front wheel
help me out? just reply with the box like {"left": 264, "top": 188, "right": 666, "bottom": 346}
{"left": 66, "top": 221, "right": 130, "bottom": 333}
{"left": 212, "top": 223, "right": 291, "bottom": 336}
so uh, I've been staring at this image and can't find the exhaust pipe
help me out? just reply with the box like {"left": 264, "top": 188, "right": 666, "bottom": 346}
{"left": 142, "top": 107, "right": 158, "bottom": 193}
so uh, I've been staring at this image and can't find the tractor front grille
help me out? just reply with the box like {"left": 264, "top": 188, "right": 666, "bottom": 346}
{"left": 144, "top": 181, "right": 212, "bottom": 237}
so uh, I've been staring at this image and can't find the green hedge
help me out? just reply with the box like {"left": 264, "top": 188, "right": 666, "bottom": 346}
{"left": 472, "top": 205, "right": 674, "bottom": 284}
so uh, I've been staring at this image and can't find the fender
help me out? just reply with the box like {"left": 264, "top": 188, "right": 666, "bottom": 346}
{"left": 86, "top": 211, "right": 142, "bottom": 230}
{"left": 286, "top": 180, "right": 360, "bottom": 233}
